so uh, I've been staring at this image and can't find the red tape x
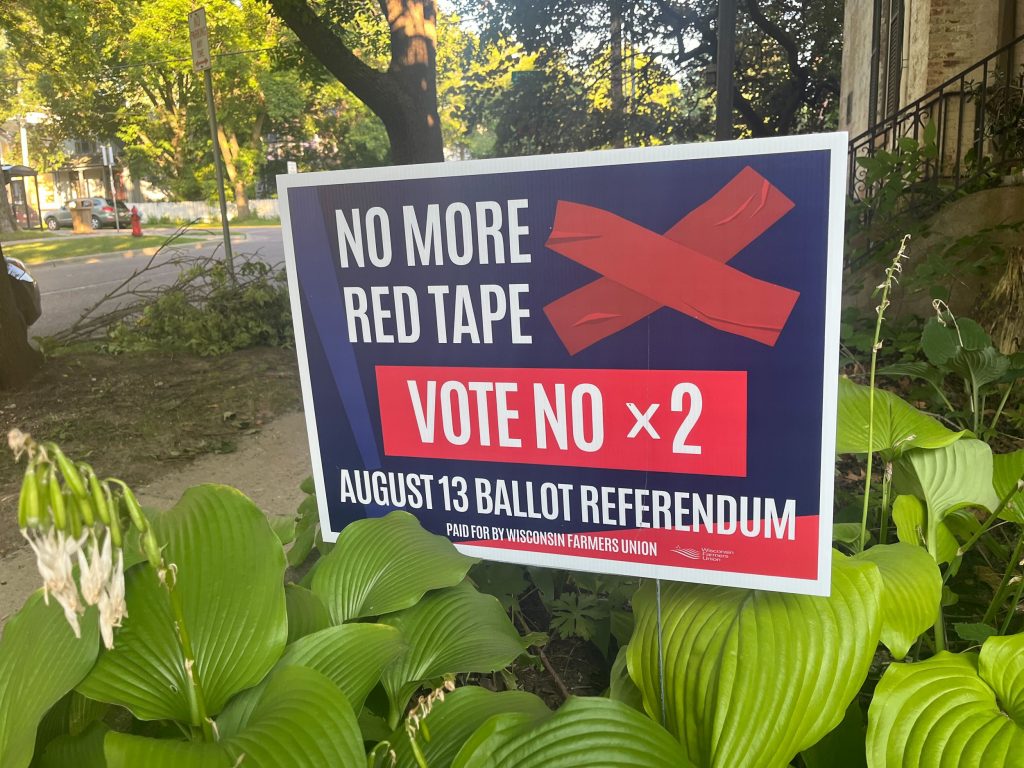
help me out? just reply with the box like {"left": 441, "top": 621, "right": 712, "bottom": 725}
{"left": 543, "top": 166, "right": 799, "bottom": 354}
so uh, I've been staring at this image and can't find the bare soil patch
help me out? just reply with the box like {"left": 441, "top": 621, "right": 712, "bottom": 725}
{"left": 0, "top": 346, "right": 302, "bottom": 556}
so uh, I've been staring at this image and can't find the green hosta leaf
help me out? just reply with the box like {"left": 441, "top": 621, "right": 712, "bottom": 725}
{"left": 954, "top": 622, "right": 999, "bottom": 644}
{"left": 867, "top": 633, "right": 1024, "bottom": 767}
{"left": 895, "top": 440, "right": 999, "bottom": 562}
{"left": 223, "top": 666, "right": 365, "bottom": 768}
{"left": 835, "top": 378, "right": 964, "bottom": 458}
{"left": 287, "top": 496, "right": 318, "bottom": 568}
{"left": 948, "top": 347, "right": 1010, "bottom": 393}
{"left": 269, "top": 515, "right": 296, "bottom": 545}
{"left": 627, "top": 552, "right": 882, "bottom": 768}
{"left": 107, "top": 666, "right": 365, "bottom": 768}
{"left": 891, "top": 494, "right": 962, "bottom": 563}
{"left": 217, "top": 623, "right": 403, "bottom": 738}
{"left": 78, "top": 485, "right": 287, "bottom": 722}
{"left": 608, "top": 646, "right": 644, "bottom": 712}
{"left": 991, "top": 450, "right": 1024, "bottom": 523}
{"left": 37, "top": 721, "right": 108, "bottom": 768}
{"left": 452, "top": 696, "right": 693, "bottom": 768}
{"left": 380, "top": 581, "right": 529, "bottom": 727}
{"left": 833, "top": 523, "right": 865, "bottom": 546}
{"left": 0, "top": 593, "right": 100, "bottom": 768}
{"left": 284, "top": 584, "right": 331, "bottom": 644}
{"left": 855, "top": 543, "right": 941, "bottom": 659}
{"left": 104, "top": 732, "right": 228, "bottom": 767}
{"left": 470, "top": 561, "right": 530, "bottom": 611}
{"left": 877, "top": 361, "right": 946, "bottom": 392}
{"left": 921, "top": 316, "right": 991, "bottom": 367}
{"left": 311, "top": 510, "right": 475, "bottom": 624}
{"left": 392, "top": 687, "right": 549, "bottom": 768}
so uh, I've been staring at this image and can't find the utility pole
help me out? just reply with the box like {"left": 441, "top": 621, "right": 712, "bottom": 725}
{"left": 715, "top": 0, "right": 736, "bottom": 141}
{"left": 189, "top": 7, "right": 234, "bottom": 280}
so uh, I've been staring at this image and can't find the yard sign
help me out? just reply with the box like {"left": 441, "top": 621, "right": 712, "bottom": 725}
{"left": 279, "top": 134, "right": 846, "bottom": 596}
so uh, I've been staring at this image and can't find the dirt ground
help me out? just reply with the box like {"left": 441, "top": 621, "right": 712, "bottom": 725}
{"left": 0, "top": 346, "right": 304, "bottom": 557}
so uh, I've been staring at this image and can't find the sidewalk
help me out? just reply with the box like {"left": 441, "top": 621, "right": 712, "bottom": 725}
{"left": 0, "top": 410, "right": 312, "bottom": 626}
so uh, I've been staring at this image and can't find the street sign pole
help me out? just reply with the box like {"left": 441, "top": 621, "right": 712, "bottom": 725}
{"left": 189, "top": 7, "right": 234, "bottom": 281}
{"left": 103, "top": 145, "right": 120, "bottom": 232}
{"left": 715, "top": 0, "right": 736, "bottom": 141}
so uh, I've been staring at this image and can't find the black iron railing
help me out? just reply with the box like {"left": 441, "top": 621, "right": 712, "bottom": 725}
{"left": 849, "top": 33, "right": 1024, "bottom": 201}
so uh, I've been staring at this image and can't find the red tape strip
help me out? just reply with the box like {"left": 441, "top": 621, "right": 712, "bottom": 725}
{"left": 543, "top": 166, "right": 797, "bottom": 353}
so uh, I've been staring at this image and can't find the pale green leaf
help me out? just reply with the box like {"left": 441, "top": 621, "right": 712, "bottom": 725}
{"left": 222, "top": 666, "right": 365, "bottom": 768}
{"left": 380, "top": 581, "right": 528, "bottom": 727}
{"left": 391, "top": 687, "right": 549, "bottom": 768}
{"left": 835, "top": 378, "right": 964, "bottom": 458}
{"left": 627, "top": 551, "right": 882, "bottom": 768}
{"left": 217, "top": 623, "right": 402, "bottom": 738}
{"left": 867, "top": 635, "right": 1024, "bottom": 767}
{"left": 284, "top": 584, "right": 331, "bottom": 644}
{"left": 855, "top": 543, "right": 941, "bottom": 659}
{"left": 608, "top": 646, "right": 644, "bottom": 712}
{"left": 37, "top": 721, "right": 108, "bottom": 768}
{"left": 991, "top": 450, "right": 1024, "bottom": 524}
{"left": 895, "top": 440, "right": 999, "bottom": 562}
{"left": 104, "top": 732, "right": 228, "bottom": 767}
{"left": 891, "top": 495, "right": 961, "bottom": 563}
{"left": 78, "top": 485, "right": 287, "bottom": 722}
{"left": 451, "top": 696, "right": 694, "bottom": 768}
{"left": 311, "top": 511, "right": 475, "bottom": 624}
{"left": 0, "top": 593, "right": 100, "bottom": 768}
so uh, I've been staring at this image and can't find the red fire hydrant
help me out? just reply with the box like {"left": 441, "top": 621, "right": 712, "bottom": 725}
{"left": 130, "top": 206, "right": 143, "bottom": 237}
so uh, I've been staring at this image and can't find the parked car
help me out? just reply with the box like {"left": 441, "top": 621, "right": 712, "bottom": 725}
{"left": 44, "top": 197, "right": 131, "bottom": 230}
{"left": 4, "top": 255, "right": 42, "bottom": 327}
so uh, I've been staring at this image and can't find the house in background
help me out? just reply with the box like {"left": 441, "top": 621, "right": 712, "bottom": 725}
{"left": 841, "top": 0, "right": 1024, "bottom": 191}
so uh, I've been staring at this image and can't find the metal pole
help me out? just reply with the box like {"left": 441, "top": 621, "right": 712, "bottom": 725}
{"left": 656, "top": 578, "right": 667, "bottom": 727}
{"left": 715, "top": 0, "right": 736, "bottom": 141}
{"left": 106, "top": 148, "right": 120, "bottom": 232}
{"left": 203, "top": 68, "right": 234, "bottom": 280}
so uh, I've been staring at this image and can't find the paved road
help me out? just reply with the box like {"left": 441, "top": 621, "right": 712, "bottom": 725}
{"left": 25, "top": 227, "right": 286, "bottom": 337}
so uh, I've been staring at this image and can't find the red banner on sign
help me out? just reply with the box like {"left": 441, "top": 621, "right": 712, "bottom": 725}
{"left": 376, "top": 365, "right": 747, "bottom": 475}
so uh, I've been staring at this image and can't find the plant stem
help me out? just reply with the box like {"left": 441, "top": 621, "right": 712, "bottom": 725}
{"left": 878, "top": 464, "right": 893, "bottom": 545}
{"left": 164, "top": 572, "right": 215, "bottom": 741}
{"left": 860, "top": 236, "right": 909, "bottom": 551}
{"left": 990, "top": 382, "right": 1014, "bottom": 433}
{"left": 927, "top": 529, "right": 946, "bottom": 652}
{"left": 944, "top": 474, "right": 1024, "bottom": 586}
{"left": 982, "top": 530, "right": 1024, "bottom": 628}
{"left": 1000, "top": 572, "right": 1024, "bottom": 635}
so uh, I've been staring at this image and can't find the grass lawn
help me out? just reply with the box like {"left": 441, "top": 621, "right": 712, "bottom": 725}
{"left": 3, "top": 234, "right": 200, "bottom": 263}
{"left": 0, "top": 229, "right": 59, "bottom": 242}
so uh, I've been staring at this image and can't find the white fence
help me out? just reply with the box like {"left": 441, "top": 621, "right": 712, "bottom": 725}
{"left": 136, "top": 198, "right": 280, "bottom": 222}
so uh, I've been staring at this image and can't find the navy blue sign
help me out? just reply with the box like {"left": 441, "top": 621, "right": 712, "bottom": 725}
{"left": 280, "top": 136, "right": 846, "bottom": 595}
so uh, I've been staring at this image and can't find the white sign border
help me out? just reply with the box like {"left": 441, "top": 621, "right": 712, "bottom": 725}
{"left": 278, "top": 133, "right": 848, "bottom": 597}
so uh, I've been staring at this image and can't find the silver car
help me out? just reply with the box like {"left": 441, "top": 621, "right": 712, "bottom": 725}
{"left": 44, "top": 197, "right": 131, "bottom": 230}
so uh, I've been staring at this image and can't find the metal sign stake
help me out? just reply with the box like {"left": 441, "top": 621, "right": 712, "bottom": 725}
{"left": 656, "top": 577, "right": 667, "bottom": 727}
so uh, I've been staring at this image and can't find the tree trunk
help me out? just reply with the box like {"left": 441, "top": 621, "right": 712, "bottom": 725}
{"left": 382, "top": 0, "right": 444, "bottom": 163}
{"left": 0, "top": 179, "right": 19, "bottom": 234}
{"left": 268, "top": 0, "right": 444, "bottom": 165}
{"left": 233, "top": 178, "right": 251, "bottom": 220}
{"left": 0, "top": 248, "right": 43, "bottom": 390}
{"left": 609, "top": 0, "right": 625, "bottom": 148}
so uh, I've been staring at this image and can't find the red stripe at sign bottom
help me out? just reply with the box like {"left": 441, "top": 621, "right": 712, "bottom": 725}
{"left": 376, "top": 365, "right": 747, "bottom": 476}
{"left": 460, "top": 516, "right": 819, "bottom": 580}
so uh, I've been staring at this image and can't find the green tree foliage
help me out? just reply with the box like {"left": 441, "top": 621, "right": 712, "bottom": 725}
{"left": 467, "top": 0, "right": 841, "bottom": 140}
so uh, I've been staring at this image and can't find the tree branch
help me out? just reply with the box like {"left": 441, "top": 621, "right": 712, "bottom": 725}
{"left": 266, "top": 0, "right": 396, "bottom": 118}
